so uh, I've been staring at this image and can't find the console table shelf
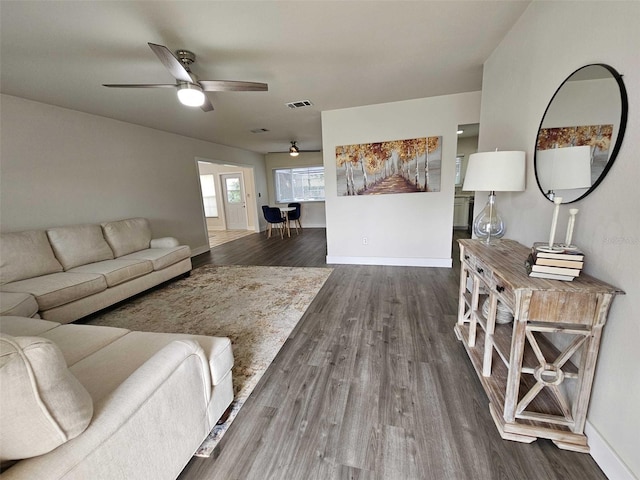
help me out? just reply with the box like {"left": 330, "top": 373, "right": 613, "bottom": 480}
{"left": 455, "top": 239, "right": 623, "bottom": 452}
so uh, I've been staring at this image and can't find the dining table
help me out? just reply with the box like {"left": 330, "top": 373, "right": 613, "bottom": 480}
{"left": 277, "top": 206, "right": 296, "bottom": 237}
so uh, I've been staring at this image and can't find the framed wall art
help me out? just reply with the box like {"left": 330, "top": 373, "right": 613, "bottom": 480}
{"left": 335, "top": 136, "right": 442, "bottom": 196}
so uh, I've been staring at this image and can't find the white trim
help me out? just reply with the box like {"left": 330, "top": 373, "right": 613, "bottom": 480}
{"left": 586, "top": 421, "right": 636, "bottom": 480}
{"left": 195, "top": 159, "right": 212, "bottom": 251}
{"left": 300, "top": 223, "right": 326, "bottom": 228}
{"left": 326, "top": 255, "right": 452, "bottom": 268}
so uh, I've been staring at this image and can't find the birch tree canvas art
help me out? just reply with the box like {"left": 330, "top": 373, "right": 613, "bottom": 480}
{"left": 335, "top": 136, "right": 442, "bottom": 196}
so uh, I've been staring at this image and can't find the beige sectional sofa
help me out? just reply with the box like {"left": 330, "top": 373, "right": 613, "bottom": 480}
{"left": 0, "top": 218, "right": 192, "bottom": 323}
{"left": 0, "top": 218, "right": 233, "bottom": 478}
{"left": 0, "top": 315, "right": 234, "bottom": 479}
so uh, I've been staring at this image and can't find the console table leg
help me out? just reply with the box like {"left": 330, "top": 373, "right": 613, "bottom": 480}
{"left": 504, "top": 318, "right": 527, "bottom": 423}
{"left": 482, "top": 294, "right": 498, "bottom": 376}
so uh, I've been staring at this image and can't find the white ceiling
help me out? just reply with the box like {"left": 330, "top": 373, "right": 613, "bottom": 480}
{"left": 0, "top": 1, "right": 529, "bottom": 154}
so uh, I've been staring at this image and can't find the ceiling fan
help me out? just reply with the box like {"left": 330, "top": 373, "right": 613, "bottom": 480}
{"left": 103, "top": 43, "right": 268, "bottom": 112}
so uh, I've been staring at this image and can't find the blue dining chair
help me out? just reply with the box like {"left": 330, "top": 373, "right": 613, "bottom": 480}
{"left": 287, "top": 203, "right": 302, "bottom": 234}
{"left": 262, "top": 205, "right": 286, "bottom": 239}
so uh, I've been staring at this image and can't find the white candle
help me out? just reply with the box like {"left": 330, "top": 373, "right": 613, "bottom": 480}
{"left": 548, "top": 197, "right": 563, "bottom": 249}
{"left": 565, "top": 208, "right": 579, "bottom": 247}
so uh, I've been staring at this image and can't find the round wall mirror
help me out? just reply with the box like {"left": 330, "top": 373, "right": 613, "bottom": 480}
{"left": 534, "top": 64, "right": 628, "bottom": 203}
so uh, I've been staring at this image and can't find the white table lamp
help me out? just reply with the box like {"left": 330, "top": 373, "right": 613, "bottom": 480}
{"left": 536, "top": 145, "right": 591, "bottom": 200}
{"left": 463, "top": 150, "right": 526, "bottom": 245}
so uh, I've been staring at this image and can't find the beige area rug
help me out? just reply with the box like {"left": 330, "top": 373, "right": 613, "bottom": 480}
{"left": 85, "top": 265, "right": 333, "bottom": 457}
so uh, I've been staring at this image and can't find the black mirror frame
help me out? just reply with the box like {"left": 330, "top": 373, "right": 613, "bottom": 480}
{"left": 534, "top": 63, "right": 628, "bottom": 204}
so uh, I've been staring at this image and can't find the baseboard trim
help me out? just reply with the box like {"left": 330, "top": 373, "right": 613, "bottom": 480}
{"left": 325, "top": 255, "right": 452, "bottom": 268}
{"left": 301, "top": 223, "right": 326, "bottom": 228}
{"left": 586, "top": 421, "right": 636, "bottom": 480}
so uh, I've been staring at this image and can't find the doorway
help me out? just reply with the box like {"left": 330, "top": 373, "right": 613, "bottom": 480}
{"left": 454, "top": 124, "right": 479, "bottom": 235}
{"left": 196, "top": 160, "right": 258, "bottom": 248}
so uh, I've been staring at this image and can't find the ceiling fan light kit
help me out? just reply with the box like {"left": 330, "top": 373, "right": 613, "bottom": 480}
{"left": 177, "top": 83, "right": 205, "bottom": 107}
{"left": 289, "top": 141, "right": 300, "bottom": 157}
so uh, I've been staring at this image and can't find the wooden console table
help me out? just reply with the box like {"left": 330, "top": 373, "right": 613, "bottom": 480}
{"left": 455, "top": 239, "right": 623, "bottom": 452}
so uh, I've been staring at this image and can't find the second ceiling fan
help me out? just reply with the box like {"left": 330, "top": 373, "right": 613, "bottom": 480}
{"left": 103, "top": 43, "right": 268, "bottom": 112}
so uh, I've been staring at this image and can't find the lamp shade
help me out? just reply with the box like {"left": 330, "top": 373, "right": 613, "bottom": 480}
{"left": 536, "top": 145, "right": 591, "bottom": 191}
{"left": 463, "top": 151, "right": 526, "bottom": 192}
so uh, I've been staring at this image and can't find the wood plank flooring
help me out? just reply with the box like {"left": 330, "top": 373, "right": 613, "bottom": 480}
{"left": 208, "top": 229, "right": 255, "bottom": 248}
{"left": 193, "top": 227, "right": 329, "bottom": 269}
{"left": 180, "top": 229, "right": 606, "bottom": 480}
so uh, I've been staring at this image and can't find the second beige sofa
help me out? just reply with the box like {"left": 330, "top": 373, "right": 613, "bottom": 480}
{"left": 0, "top": 218, "right": 191, "bottom": 323}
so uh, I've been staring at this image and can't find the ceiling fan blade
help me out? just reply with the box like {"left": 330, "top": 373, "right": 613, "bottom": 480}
{"left": 148, "top": 42, "right": 193, "bottom": 84}
{"left": 199, "top": 80, "right": 268, "bottom": 92}
{"left": 201, "top": 97, "right": 214, "bottom": 112}
{"left": 103, "top": 84, "right": 177, "bottom": 88}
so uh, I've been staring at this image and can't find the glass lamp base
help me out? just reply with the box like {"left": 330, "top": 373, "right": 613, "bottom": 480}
{"left": 473, "top": 192, "right": 505, "bottom": 245}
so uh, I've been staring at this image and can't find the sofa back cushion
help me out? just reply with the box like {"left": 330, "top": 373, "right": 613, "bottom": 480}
{"left": 0, "top": 334, "right": 93, "bottom": 462}
{"left": 101, "top": 218, "right": 152, "bottom": 258}
{"left": 47, "top": 224, "right": 115, "bottom": 270}
{"left": 0, "top": 231, "right": 63, "bottom": 285}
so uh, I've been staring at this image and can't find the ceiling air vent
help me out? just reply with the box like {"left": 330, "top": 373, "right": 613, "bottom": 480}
{"left": 286, "top": 100, "right": 313, "bottom": 109}
{"left": 250, "top": 128, "right": 270, "bottom": 134}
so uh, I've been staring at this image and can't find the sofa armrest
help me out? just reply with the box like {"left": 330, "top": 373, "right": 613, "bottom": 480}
{"left": 150, "top": 237, "right": 180, "bottom": 249}
{"left": 2, "top": 339, "right": 213, "bottom": 480}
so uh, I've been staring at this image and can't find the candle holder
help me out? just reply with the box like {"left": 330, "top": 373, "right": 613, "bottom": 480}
{"left": 562, "top": 208, "right": 579, "bottom": 250}
{"left": 536, "top": 197, "right": 565, "bottom": 253}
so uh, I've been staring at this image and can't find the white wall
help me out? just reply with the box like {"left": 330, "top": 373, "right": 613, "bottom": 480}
{"left": 0, "top": 95, "right": 267, "bottom": 255}
{"left": 264, "top": 151, "right": 326, "bottom": 228}
{"left": 322, "top": 91, "right": 481, "bottom": 266}
{"left": 480, "top": 2, "right": 639, "bottom": 478}
{"left": 542, "top": 78, "right": 621, "bottom": 134}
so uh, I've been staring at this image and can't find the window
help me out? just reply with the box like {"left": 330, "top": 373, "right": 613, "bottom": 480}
{"left": 199, "top": 174, "right": 218, "bottom": 217}
{"left": 224, "top": 177, "right": 242, "bottom": 203}
{"left": 274, "top": 166, "right": 325, "bottom": 203}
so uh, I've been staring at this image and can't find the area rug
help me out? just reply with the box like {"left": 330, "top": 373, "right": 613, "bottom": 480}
{"left": 85, "top": 264, "right": 333, "bottom": 457}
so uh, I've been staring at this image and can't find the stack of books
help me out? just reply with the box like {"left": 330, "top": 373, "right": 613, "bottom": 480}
{"left": 525, "top": 242, "right": 585, "bottom": 281}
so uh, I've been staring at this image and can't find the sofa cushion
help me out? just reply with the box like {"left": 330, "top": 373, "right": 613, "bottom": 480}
{"left": 0, "top": 230, "right": 63, "bottom": 285}
{"left": 42, "top": 324, "right": 131, "bottom": 367}
{"left": 0, "top": 334, "right": 93, "bottom": 462}
{"left": 0, "top": 292, "right": 39, "bottom": 317}
{"left": 120, "top": 246, "right": 191, "bottom": 271}
{"left": 68, "top": 259, "right": 154, "bottom": 287}
{"left": 0, "top": 316, "right": 61, "bottom": 337}
{"left": 101, "top": 218, "right": 151, "bottom": 258}
{"left": 46, "top": 224, "right": 114, "bottom": 270}
{"left": 1, "top": 272, "right": 107, "bottom": 311}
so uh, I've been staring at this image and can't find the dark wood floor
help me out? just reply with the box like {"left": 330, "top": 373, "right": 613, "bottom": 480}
{"left": 180, "top": 229, "right": 606, "bottom": 480}
{"left": 192, "top": 227, "right": 330, "bottom": 269}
